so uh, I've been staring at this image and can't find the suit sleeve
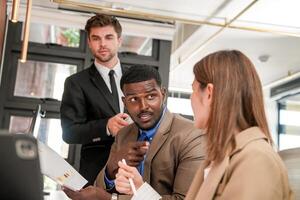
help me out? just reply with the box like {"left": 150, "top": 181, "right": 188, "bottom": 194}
{"left": 162, "top": 129, "right": 206, "bottom": 200}
{"left": 94, "top": 132, "right": 137, "bottom": 200}
{"left": 219, "top": 146, "right": 289, "bottom": 200}
{"left": 60, "top": 76, "right": 111, "bottom": 144}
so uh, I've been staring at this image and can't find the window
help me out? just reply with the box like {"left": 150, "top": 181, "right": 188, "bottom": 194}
{"left": 120, "top": 35, "right": 153, "bottom": 56}
{"left": 278, "top": 102, "right": 300, "bottom": 150}
{"left": 9, "top": 115, "right": 32, "bottom": 133}
{"left": 1, "top": 20, "right": 171, "bottom": 193}
{"left": 167, "top": 91, "right": 193, "bottom": 119}
{"left": 0, "top": 21, "right": 87, "bottom": 166}
{"left": 14, "top": 60, "right": 77, "bottom": 100}
{"left": 9, "top": 115, "right": 68, "bottom": 158}
{"left": 25, "top": 23, "right": 80, "bottom": 47}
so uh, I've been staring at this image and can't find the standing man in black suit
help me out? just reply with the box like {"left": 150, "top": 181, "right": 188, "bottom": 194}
{"left": 60, "top": 14, "right": 130, "bottom": 186}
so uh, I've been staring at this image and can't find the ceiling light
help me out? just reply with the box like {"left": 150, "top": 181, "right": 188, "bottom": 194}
{"left": 258, "top": 54, "right": 270, "bottom": 63}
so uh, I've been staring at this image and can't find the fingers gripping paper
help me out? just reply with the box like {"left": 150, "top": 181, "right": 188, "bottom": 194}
{"left": 38, "top": 141, "right": 87, "bottom": 191}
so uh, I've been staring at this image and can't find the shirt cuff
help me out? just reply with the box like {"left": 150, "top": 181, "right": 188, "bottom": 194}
{"left": 132, "top": 182, "right": 161, "bottom": 200}
{"left": 106, "top": 125, "right": 111, "bottom": 136}
{"left": 104, "top": 168, "right": 115, "bottom": 189}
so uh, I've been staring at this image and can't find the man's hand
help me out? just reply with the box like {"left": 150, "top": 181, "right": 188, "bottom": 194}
{"left": 106, "top": 141, "right": 149, "bottom": 179}
{"left": 107, "top": 113, "right": 130, "bottom": 136}
{"left": 115, "top": 161, "right": 144, "bottom": 195}
{"left": 62, "top": 186, "right": 111, "bottom": 200}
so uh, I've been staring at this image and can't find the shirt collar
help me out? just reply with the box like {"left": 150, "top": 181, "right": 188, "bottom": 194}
{"left": 94, "top": 59, "right": 122, "bottom": 78}
{"left": 138, "top": 107, "right": 167, "bottom": 142}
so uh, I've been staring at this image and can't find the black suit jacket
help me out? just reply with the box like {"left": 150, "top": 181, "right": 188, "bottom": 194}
{"left": 60, "top": 63, "right": 123, "bottom": 185}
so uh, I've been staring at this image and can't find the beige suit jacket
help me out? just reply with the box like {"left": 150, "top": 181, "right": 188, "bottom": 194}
{"left": 185, "top": 127, "right": 294, "bottom": 200}
{"left": 95, "top": 110, "right": 206, "bottom": 200}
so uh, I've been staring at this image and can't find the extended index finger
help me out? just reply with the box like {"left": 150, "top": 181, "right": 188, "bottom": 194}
{"left": 134, "top": 141, "right": 149, "bottom": 148}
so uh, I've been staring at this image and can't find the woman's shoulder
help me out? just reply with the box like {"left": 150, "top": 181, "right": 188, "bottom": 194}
{"left": 230, "top": 134, "right": 287, "bottom": 177}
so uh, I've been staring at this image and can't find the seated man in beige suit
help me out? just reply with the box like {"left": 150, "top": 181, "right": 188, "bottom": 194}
{"left": 63, "top": 65, "right": 206, "bottom": 200}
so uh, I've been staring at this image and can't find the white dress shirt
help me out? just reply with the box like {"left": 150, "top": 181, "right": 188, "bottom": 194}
{"left": 94, "top": 60, "right": 124, "bottom": 113}
{"left": 94, "top": 60, "right": 124, "bottom": 136}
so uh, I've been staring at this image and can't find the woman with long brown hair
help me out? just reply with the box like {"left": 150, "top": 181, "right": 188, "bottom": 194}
{"left": 185, "top": 50, "right": 293, "bottom": 200}
{"left": 115, "top": 50, "right": 294, "bottom": 200}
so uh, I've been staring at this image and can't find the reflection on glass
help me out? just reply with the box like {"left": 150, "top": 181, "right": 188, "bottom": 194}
{"left": 9, "top": 116, "right": 69, "bottom": 158}
{"left": 9, "top": 116, "right": 32, "bottom": 133}
{"left": 24, "top": 23, "right": 80, "bottom": 47}
{"left": 14, "top": 60, "right": 77, "bottom": 100}
{"left": 120, "top": 35, "right": 153, "bottom": 56}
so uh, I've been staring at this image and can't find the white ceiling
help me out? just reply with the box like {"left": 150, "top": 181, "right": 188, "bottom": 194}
{"left": 170, "top": 28, "right": 300, "bottom": 90}
{"left": 66, "top": 0, "right": 300, "bottom": 28}
{"left": 13, "top": 0, "right": 300, "bottom": 94}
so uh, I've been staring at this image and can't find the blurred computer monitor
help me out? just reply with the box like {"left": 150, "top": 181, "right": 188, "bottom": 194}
{"left": 0, "top": 132, "right": 43, "bottom": 200}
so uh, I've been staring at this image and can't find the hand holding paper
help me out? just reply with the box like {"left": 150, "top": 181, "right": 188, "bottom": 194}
{"left": 38, "top": 141, "right": 87, "bottom": 191}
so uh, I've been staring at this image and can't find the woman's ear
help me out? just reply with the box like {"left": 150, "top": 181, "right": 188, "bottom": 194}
{"left": 206, "top": 83, "right": 214, "bottom": 104}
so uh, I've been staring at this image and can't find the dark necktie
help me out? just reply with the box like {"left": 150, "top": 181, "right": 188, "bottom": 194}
{"left": 109, "top": 70, "right": 120, "bottom": 112}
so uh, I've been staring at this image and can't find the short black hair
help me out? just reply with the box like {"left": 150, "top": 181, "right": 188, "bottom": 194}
{"left": 120, "top": 65, "right": 162, "bottom": 91}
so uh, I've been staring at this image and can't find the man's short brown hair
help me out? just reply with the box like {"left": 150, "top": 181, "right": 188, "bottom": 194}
{"left": 85, "top": 14, "right": 122, "bottom": 38}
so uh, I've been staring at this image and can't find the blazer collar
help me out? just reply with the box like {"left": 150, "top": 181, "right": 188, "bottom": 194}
{"left": 94, "top": 60, "right": 122, "bottom": 80}
{"left": 230, "top": 127, "right": 269, "bottom": 156}
{"left": 143, "top": 110, "right": 173, "bottom": 182}
{"left": 88, "top": 64, "right": 119, "bottom": 114}
{"left": 194, "top": 127, "right": 269, "bottom": 199}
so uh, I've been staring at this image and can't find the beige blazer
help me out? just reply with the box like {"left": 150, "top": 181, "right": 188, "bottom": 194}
{"left": 96, "top": 110, "right": 206, "bottom": 200}
{"left": 185, "top": 127, "right": 294, "bottom": 200}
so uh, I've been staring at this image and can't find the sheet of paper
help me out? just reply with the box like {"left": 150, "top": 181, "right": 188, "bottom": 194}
{"left": 38, "top": 141, "right": 87, "bottom": 191}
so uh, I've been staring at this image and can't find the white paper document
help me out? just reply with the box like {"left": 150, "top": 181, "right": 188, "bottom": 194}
{"left": 38, "top": 141, "right": 88, "bottom": 191}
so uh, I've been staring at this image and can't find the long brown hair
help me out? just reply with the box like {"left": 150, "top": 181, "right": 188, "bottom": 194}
{"left": 193, "top": 50, "right": 272, "bottom": 163}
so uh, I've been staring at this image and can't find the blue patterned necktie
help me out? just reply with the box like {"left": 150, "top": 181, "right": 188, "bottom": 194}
{"left": 137, "top": 132, "right": 149, "bottom": 175}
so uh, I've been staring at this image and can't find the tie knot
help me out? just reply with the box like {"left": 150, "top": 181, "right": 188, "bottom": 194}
{"left": 139, "top": 132, "right": 149, "bottom": 141}
{"left": 109, "top": 70, "right": 115, "bottom": 77}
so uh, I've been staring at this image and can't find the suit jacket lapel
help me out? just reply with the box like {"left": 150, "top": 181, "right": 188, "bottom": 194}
{"left": 195, "top": 156, "right": 229, "bottom": 200}
{"left": 143, "top": 110, "right": 173, "bottom": 182}
{"left": 190, "top": 127, "right": 267, "bottom": 199}
{"left": 89, "top": 64, "right": 119, "bottom": 114}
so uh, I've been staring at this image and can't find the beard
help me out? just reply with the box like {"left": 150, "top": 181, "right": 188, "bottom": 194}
{"left": 95, "top": 50, "right": 116, "bottom": 63}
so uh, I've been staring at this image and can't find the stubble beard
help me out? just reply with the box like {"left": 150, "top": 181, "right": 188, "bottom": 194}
{"left": 95, "top": 50, "right": 116, "bottom": 64}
